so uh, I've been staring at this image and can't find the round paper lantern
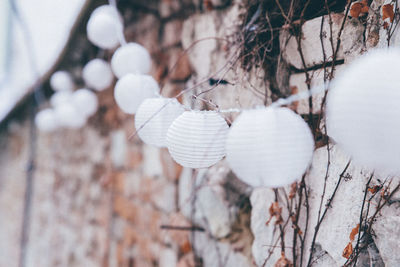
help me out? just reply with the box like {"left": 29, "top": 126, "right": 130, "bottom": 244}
{"left": 72, "top": 89, "right": 98, "bottom": 117}
{"left": 326, "top": 48, "right": 400, "bottom": 173}
{"left": 135, "top": 98, "right": 185, "bottom": 147}
{"left": 35, "top": 109, "right": 58, "bottom": 132}
{"left": 166, "top": 111, "right": 229, "bottom": 168}
{"left": 91, "top": 5, "right": 118, "bottom": 17}
{"left": 111, "top": 43, "right": 151, "bottom": 78}
{"left": 226, "top": 107, "right": 314, "bottom": 188}
{"left": 50, "top": 71, "right": 74, "bottom": 91}
{"left": 114, "top": 74, "right": 159, "bottom": 114}
{"left": 54, "top": 103, "right": 86, "bottom": 129}
{"left": 82, "top": 59, "right": 114, "bottom": 91}
{"left": 87, "top": 5, "right": 122, "bottom": 49}
{"left": 50, "top": 91, "right": 72, "bottom": 108}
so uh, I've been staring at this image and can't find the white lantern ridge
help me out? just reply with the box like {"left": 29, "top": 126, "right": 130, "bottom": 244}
{"left": 166, "top": 111, "right": 229, "bottom": 168}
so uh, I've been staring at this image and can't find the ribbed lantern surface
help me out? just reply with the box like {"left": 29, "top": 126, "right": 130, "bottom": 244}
{"left": 326, "top": 48, "right": 400, "bottom": 174}
{"left": 226, "top": 107, "right": 314, "bottom": 188}
{"left": 166, "top": 111, "right": 229, "bottom": 168}
{"left": 135, "top": 98, "right": 185, "bottom": 147}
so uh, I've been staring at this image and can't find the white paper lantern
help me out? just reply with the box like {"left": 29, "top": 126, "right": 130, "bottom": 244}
{"left": 82, "top": 59, "right": 114, "bottom": 91}
{"left": 54, "top": 103, "right": 86, "bottom": 129}
{"left": 91, "top": 5, "right": 118, "bottom": 17}
{"left": 50, "top": 71, "right": 74, "bottom": 92}
{"left": 114, "top": 74, "right": 159, "bottom": 114}
{"left": 166, "top": 111, "right": 229, "bottom": 168}
{"left": 87, "top": 5, "right": 122, "bottom": 49}
{"left": 72, "top": 88, "right": 99, "bottom": 117}
{"left": 226, "top": 107, "right": 314, "bottom": 188}
{"left": 135, "top": 98, "right": 185, "bottom": 147}
{"left": 326, "top": 48, "right": 400, "bottom": 174}
{"left": 35, "top": 109, "right": 58, "bottom": 132}
{"left": 111, "top": 43, "right": 151, "bottom": 78}
{"left": 50, "top": 91, "right": 72, "bottom": 108}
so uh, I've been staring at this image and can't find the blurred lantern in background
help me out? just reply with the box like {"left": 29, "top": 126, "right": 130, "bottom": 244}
{"left": 111, "top": 42, "right": 151, "bottom": 78}
{"left": 54, "top": 102, "right": 86, "bottom": 129}
{"left": 71, "top": 88, "right": 98, "bottom": 117}
{"left": 114, "top": 74, "right": 159, "bottom": 114}
{"left": 86, "top": 5, "right": 122, "bottom": 49}
{"left": 135, "top": 97, "right": 185, "bottom": 147}
{"left": 50, "top": 90, "right": 72, "bottom": 108}
{"left": 226, "top": 107, "right": 314, "bottom": 187}
{"left": 82, "top": 59, "right": 114, "bottom": 91}
{"left": 49, "top": 71, "right": 74, "bottom": 92}
{"left": 166, "top": 111, "right": 229, "bottom": 168}
{"left": 34, "top": 108, "right": 59, "bottom": 132}
{"left": 326, "top": 48, "right": 400, "bottom": 174}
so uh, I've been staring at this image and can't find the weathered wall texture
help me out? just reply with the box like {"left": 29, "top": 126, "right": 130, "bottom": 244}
{"left": 1, "top": 0, "right": 400, "bottom": 266}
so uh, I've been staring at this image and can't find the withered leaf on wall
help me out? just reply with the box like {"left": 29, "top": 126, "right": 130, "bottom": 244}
{"left": 343, "top": 242, "right": 353, "bottom": 259}
{"left": 274, "top": 252, "right": 293, "bottom": 267}
{"left": 382, "top": 4, "right": 395, "bottom": 23}
{"left": 350, "top": 0, "right": 369, "bottom": 18}
{"left": 349, "top": 223, "right": 360, "bottom": 242}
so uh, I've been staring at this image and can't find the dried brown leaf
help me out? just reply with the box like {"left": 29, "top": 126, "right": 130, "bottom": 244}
{"left": 266, "top": 202, "right": 283, "bottom": 226}
{"left": 289, "top": 182, "right": 297, "bottom": 200}
{"left": 350, "top": 3, "right": 363, "bottom": 18}
{"left": 342, "top": 242, "right": 353, "bottom": 259}
{"left": 290, "top": 86, "right": 299, "bottom": 110}
{"left": 349, "top": 224, "right": 360, "bottom": 242}
{"left": 382, "top": 4, "right": 395, "bottom": 23}
{"left": 350, "top": 1, "right": 369, "bottom": 18}
{"left": 274, "top": 252, "right": 293, "bottom": 267}
{"left": 383, "top": 21, "right": 389, "bottom": 29}
{"left": 180, "top": 240, "right": 192, "bottom": 254}
{"left": 361, "top": 0, "right": 369, "bottom": 13}
{"left": 368, "top": 185, "right": 381, "bottom": 194}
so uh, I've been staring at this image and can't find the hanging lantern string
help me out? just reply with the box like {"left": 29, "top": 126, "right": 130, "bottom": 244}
{"left": 217, "top": 83, "right": 329, "bottom": 113}
{"left": 269, "top": 83, "right": 328, "bottom": 108}
{"left": 108, "top": 0, "right": 127, "bottom": 46}
{"left": 107, "top": 0, "right": 329, "bottom": 139}
{"left": 128, "top": 83, "right": 329, "bottom": 140}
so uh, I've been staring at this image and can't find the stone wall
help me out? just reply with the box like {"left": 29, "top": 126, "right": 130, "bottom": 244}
{"left": 1, "top": 0, "right": 400, "bottom": 266}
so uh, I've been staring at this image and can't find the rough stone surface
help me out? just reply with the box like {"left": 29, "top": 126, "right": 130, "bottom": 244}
{"left": 2, "top": 0, "right": 400, "bottom": 266}
{"left": 289, "top": 65, "right": 343, "bottom": 114}
{"left": 372, "top": 198, "right": 400, "bottom": 267}
{"left": 179, "top": 165, "right": 233, "bottom": 238}
{"left": 194, "top": 231, "right": 253, "bottom": 267}
{"left": 281, "top": 14, "right": 364, "bottom": 69}
{"left": 250, "top": 187, "right": 282, "bottom": 266}
{"left": 306, "top": 145, "right": 371, "bottom": 266}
